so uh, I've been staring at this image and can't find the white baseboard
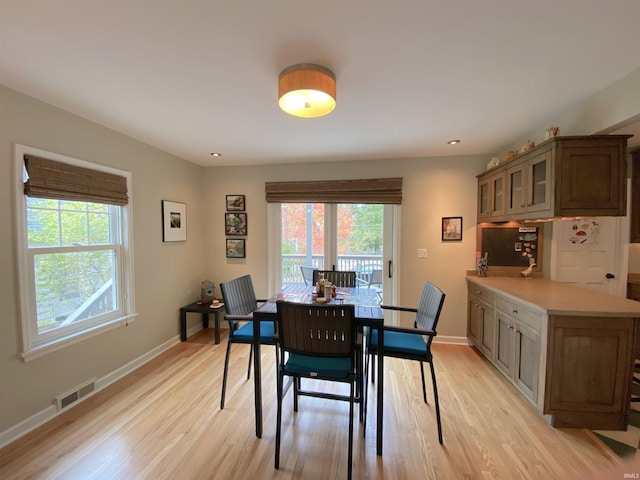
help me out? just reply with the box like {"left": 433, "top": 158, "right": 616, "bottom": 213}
{"left": 0, "top": 333, "right": 185, "bottom": 449}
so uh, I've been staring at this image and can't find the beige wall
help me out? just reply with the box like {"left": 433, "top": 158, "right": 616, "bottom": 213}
{"left": 202, "top": 156, "right": 486, "bottom": 339}
{"left": 0, "top": 86, "right": 207, "bottom": 434}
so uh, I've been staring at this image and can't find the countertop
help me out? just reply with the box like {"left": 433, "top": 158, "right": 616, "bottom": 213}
{"left": 467, "top": 276, "right": 640, "bottom": 317}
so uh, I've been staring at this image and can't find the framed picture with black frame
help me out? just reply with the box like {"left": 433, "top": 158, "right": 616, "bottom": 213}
{"left": 225, "top": 212, "right": 247, "bottom": 236}
{"left": 442, "top": 216, "right": 462, "bottom": 242}
{"left": 226, "top": 238, "right": 246, "bottom": 258}
{"left": 226, "top": 194, "right": 245, "bottom": 211}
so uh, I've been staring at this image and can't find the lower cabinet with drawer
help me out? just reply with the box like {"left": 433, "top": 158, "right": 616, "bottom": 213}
{"left": 495, "top": 304, "right": 541, "bottom": 403}
{"left": 468, "top": 277, "right": 640, "bottom": 430}
{"left": 467, "top": 285, "right": 542, "bottom": 405}
{"left": 468, "top": 286, "right": 496, "bottom": 360}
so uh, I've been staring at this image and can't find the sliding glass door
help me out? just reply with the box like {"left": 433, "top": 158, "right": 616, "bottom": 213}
{"left": 275, "top": 202, "right": 395, "bottom": 302}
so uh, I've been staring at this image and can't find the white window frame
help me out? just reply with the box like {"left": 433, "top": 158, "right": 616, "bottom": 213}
{"left": 14, "top": 144, "right": 137, "bottom": 361}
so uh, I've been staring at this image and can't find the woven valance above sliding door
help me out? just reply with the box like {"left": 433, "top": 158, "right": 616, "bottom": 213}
{"left": 265, "top": 177, "right": 402, "bottom": 204}
{"left": 23, "top": 154, "right": 129, "bottom": 206}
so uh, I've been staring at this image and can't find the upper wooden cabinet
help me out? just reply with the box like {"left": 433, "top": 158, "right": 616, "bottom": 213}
{"left": 478, "top": 169, "right": 506, "bottom": 220}
{"left": 477, "top": 135, "right": 630, "bottom": 223}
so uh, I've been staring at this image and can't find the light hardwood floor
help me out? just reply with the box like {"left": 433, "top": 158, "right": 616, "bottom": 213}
{"left": 0, "top": 329, "right": 628, "bottom": 479}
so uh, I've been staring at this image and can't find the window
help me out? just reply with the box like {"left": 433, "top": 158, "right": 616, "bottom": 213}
{"left": 15, "top": 145, "right": 136, "bottom": 360}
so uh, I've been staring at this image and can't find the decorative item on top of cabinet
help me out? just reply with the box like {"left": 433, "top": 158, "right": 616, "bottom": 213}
{"left": 477, "top": 135, "right": 631, "bottom": 223}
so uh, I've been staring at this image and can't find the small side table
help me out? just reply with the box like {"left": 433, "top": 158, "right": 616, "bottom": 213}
{"left": 180, "top": 302, "right": 226, "bottom": 344}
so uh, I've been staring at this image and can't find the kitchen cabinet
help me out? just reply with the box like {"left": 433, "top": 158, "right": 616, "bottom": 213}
{"left": 505, "top": 149, "right": 552, "bottom": 217}
{"left": 467, "top": 276, "right": 640, "bottom": 430}
{"left": 545, "top": 315, "right": 635, "bottom": 430}
{"left": 468, "top": 285, "right": 542, "bottom": 406}
{"left": 478, "top": 170, "right": 506, "bottom": 220}
{"left": 478, "top": 135, "right": 630, "bottom": 223}
{"left": 468, "top": 285, "right": 495, "bottom": 359}
{"left": 494, "top": 295, "right": 541, "bottom": 403}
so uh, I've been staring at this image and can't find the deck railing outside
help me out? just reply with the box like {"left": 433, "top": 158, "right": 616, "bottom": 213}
{"left": 282, "top": 254, "right": 383, "bottom": 287}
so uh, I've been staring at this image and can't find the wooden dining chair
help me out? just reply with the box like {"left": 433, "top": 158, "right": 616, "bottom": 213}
{"left": 312, "top": 269, "right": 357, "bottom": 287}
{"left": 274, "top": 300, "right": 358, "bottom": 480}
{"left": 219, "top": 274, "right": 277, "bottom": 410}
{"left": 365, "top": 281, "right": 446, "bottom": 443}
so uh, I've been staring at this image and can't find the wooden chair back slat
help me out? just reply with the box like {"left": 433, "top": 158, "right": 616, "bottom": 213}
{"left": 276, "top": 301, "right": 355, "bottom": 357}
{"left": 312, "top": 270, "right": 357, "bottom": 288}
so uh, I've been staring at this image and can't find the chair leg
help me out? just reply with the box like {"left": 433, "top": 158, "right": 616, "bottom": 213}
{"left": 370, "top": 352, "right": 376, "bottom": 384}
{"left": 275, "top": 369, "right": 283, "bottom": 469}
{"left": 357, "top": 346, "right": 364, "bottom": 422}
{"left": 220, "top": 341, "right": 233, "bottom": 410}
{"left": 348, "top": 379, "right": 354, "bottom": 480}
{"left": 429, "top": 361, "right": 443, "bottom": 444}
{"left": 247, "top": 344, "right": 253, "bottom": 380}
{"left": 419, "top": 361, "right": 428, "bottom": 403}
{"left": 363, "top": 350, "right": 372, "bottom": 436}
{"left": 293, "top": 375, "right": 299, "bottom": 412}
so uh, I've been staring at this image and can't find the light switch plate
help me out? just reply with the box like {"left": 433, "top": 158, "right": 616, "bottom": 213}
{"left": 418, "top": 249, "right": 428, "bottom": 258}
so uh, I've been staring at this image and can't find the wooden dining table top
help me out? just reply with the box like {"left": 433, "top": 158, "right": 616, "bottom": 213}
{"left": 255, "top": 285, "right": 384, "bottom": 322}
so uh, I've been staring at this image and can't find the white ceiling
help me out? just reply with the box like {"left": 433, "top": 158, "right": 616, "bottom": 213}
{"left": 2, "top": 1, "right": 640, "bottom": 167}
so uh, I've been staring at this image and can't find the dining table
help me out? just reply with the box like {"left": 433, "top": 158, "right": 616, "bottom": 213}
{"left": 251, "top": 284, "right": 386, "bottom": 456}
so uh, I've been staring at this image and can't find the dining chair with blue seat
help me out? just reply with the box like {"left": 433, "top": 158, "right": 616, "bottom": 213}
{"left": 365, "top": 280, "right": 446, "bottom": 443}
{"left": 219, "top": 274, "right": 277, "bottom": 410}
{"left": 274, "top": 300, "right": 359, "bottom": 480}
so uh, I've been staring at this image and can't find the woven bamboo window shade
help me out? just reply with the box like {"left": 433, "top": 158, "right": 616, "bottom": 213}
{"left": 23, "top": 155, "right": 128, "bottom": 206}
{"left": 265, "top": 177, "right": 402, "bottom": 204}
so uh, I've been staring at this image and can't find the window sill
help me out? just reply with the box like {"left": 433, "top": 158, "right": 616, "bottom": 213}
{"left": 21, "top": 313, "right": 138, "bottom": 362}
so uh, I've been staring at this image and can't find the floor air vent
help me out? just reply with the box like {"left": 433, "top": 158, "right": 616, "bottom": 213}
{"left": 55, "top": 378, "right": 96, "bottom": 411}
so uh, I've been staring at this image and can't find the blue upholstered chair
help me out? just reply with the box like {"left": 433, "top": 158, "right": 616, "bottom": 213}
{"left": 219, "top": 274, "right": 277, "bottom": 410}
{"left": 365, "top": 281, "right": 446, "bottom": 443}
{"left": 274, "top": 300, "right": 358, "bottom": 480}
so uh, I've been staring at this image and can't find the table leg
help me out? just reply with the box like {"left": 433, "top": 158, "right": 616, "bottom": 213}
{"left": 253, "top": 318, "right": 263, "bottom": 438}
{"left": 202, "top": 312, "right": 209, "bottom": 329}
{"left": 376, "top": 326, "right": 384, "bottom": 455}
{"left": 180, "top": 310, "right": 187, "bottom": 342}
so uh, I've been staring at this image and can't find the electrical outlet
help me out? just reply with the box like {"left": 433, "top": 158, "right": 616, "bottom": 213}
{"left": 418, "top": 249, "right": 428, "bottom": 258}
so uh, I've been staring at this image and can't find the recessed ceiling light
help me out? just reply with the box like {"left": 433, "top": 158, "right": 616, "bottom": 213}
{"left": 447, "top": 139, "right": 461, "bottom": 145}
{"left": 210, "top": 152, "right": 221, "bottom": 157}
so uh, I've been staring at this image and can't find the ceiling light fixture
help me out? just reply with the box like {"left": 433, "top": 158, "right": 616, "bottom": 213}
{"left": 210, "top": 152, "right": 221, "bottom": 157}
{"left": 278, "top": 63, "right": 336, "bottom": 118}
{"left": 447, "top": 139, "right": 461, "bottom": 145}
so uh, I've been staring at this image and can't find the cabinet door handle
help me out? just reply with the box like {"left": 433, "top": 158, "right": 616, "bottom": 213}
{"left": 476, "top": 290, "right": 482, "bottom": 295}
{"left": 512, "top": 309, "right": 518, "bottom": 314}
{"left": 508, "top": 325, "right": 514, "bottom": 330}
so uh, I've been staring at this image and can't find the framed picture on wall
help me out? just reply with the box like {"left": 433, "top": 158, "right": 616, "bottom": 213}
{"left": 226, "top": 194, "right": 245, "bottom": 211}
{"left": 226, "top": 239, "right": 246, "bottom": 258}
{"left": 442, "top": 216, "right": 462, "bottom": 242}
{"left": 225, "top": 212, "right": 247, "bottom": 236}
{"left": 162, "top": 200, "right": 187, "bottom": 242}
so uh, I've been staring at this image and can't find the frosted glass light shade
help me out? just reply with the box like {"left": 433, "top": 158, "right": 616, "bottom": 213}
{"left": 278, "top": 64, "right": 336, "bottom": 118}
